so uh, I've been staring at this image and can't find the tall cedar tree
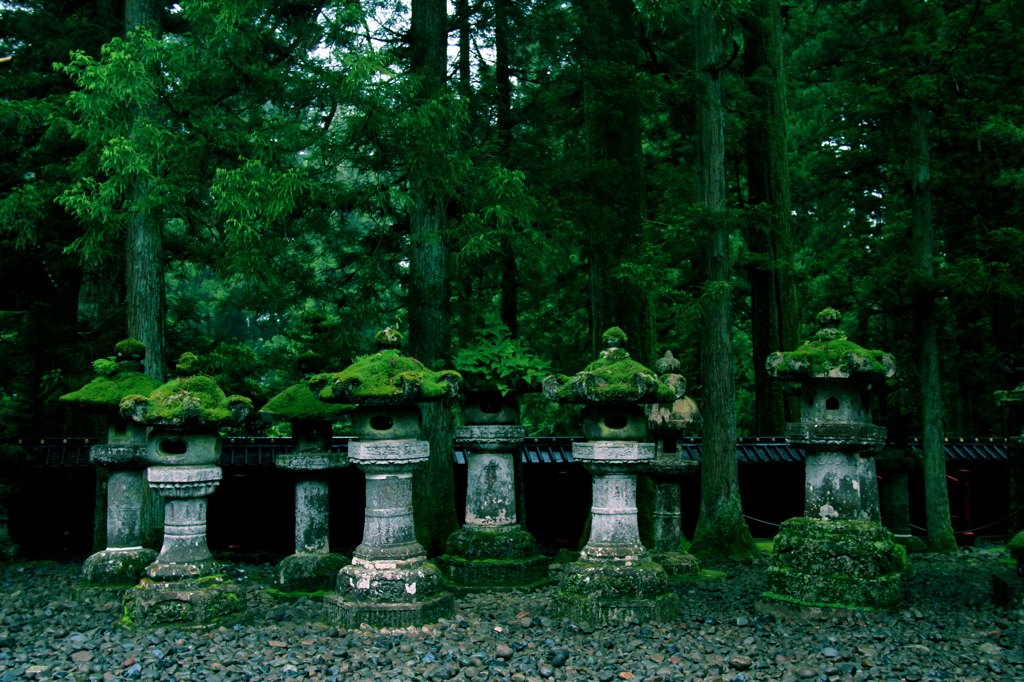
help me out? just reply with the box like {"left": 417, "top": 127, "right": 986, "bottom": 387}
{"left": 408, "top": 0, "right": 460, "bottom": 556}
{"left": 690, "top": 4, "right": 760, "bottom": 559}
{"left": 741, "top": 0, "right": 797, "bottom": 436}
{"left": 124, "top": 0, "right": 166, "bottom": 382}
{"left": 576, "top": 0, "right": 654, "bottom": 366}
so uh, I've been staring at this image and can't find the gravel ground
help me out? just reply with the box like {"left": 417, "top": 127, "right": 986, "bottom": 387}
{"left": 0, "top": 545, "right": 1020, "bottom": 682}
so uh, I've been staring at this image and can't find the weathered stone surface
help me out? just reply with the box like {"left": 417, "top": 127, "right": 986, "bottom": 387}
{"left": 444, "top": 528, "right": 537, "bottom": 560}
{"left": 144, "top": 429, "right": 222, "bottom": 466}
{"left": 275, "top": 451, "right": 348, "bottom": 471}
{"left": 324, "top": 589, "right": 455, "bottom": 629}
{"left": 273, "top": 553, "right": 349, "bottom": 593}
{"left": 581, "top": 404, "right": 647, "bottom": 441}
{"left": 762, "top": 518, "right": 906, "bottom": 611}
{"left": 572, "top": 441, "right": 655, "bottom": 465}
{"left": 81, "top": 547, "right": 157, "bottom": 589}
{"left": 556, "top": 562, "right": 676, "bottom": 625}
{"left": 786, "top": 421, "right": 887, "bottom": 451}
{"left": 461, "top": 392, "right": 520, "bottom": 425}
{"left": 123, "top": 577, "right": 244, "bottom": 628}
{"left": 463, "top": 450, "right": 518, "bottom": 527}
{"left": 992, "top": 571, "right": 1024, "bottom": 608}
{"left": 144, "top": 465, "right": 221, "bottom": 582}
{"left": 351, "top": 404, "right": 422, "bottom": 440}
{"left": 649, "top": 551, "right": 701, "bottom": 577}
{"left": 436, "top": 554, "right": 551, "bottom": 593}
{"left": 349, "top": 439, "right": 429, "bottom": 465}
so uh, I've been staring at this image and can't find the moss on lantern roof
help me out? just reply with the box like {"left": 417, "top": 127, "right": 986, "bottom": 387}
{"left": 59, "top": 339, "right": 162, "bottom": 415}
{"left": 261, "top": 382, "right": 354, "bottom": 422}
{"left": 310, "top": 346, "right": 461, "bottom": 406}
{"left": 120, "top": 353, "right": 252, "bottom": 428}
{"left": 766, "top": 308, "right": 896, "bottom": 382}
{"left": 543, "top": 328, "right": 683, "bottom": 405}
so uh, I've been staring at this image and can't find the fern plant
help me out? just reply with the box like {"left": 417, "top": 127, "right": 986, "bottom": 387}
{"left": 453, "top": 324, "right": 551, "bottom": 396}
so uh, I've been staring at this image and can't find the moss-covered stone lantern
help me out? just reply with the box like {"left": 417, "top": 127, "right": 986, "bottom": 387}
{"left": 260, "top": 352, "right": 353, "bottom": 594}
{"left": 993, "top": 381, "right": 1024, "bottom": 606}
{"left": 543, "top": 328, "right": 683, "bottom": 625}
{"left": 643, "top": 351, "right": 702, "bottom": 579}
{"left": 59, "top": 339, "right": 161, "bottom": 593}
{"left": 309, "top": 328, "right": 461, "bottom": 628}
{"left": 436, "top": 350, "right": 552, "bottom": 593}
{"left": 118, "top": 352, "right": 252, "bottom": 628}
{"left": 760, "top": 308, "right": 907, "bottom": 616}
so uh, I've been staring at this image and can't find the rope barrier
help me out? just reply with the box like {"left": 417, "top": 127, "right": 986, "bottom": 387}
{"left": 909, "top": 505, "right": 1024, "bottom": 535}
{"left": 744, "top": 515, "right": 781, "bottom": 528}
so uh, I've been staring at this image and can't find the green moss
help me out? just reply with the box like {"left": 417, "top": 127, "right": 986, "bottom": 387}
{"left": 262, "top": 587, "right": 333, "bottom": 602}
{"left": 760, "top": 590, "right": 891, "bottom": 612}
{"left": 121, "top": 375, "right": 250, "bottom": 427}
{"left": 60, "top": 371, "right": 162, "bottom": 414}
{"left": 261, "top": 382, "right": 353, "bottom": 422}
{"left": 767, "top": 309, "right": 895, "bottom": 381}
{"left": 1007, "top": 530, "right": 1024, "bottom": 551}
{"left": 310, "top": 350, "right": 461, "bottom": 405}
{"left": 115, "top": 338, "right": 146, "bottom": 359}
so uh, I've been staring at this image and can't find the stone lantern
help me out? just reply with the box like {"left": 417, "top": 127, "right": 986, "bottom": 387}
{"left": 309, "top": 328, "right": 461, "bottom": 628}
{"left": 993, "top": 380, "right": 1024, "bottom": 606}
{"left": 436, "top": 370, "right": 551, "bottom": 593}
{"left": 59, "top": 339, "right": 161, "bottom": 593}
{"left": 260, "top": 352, "right": 353, "bottom": 594}
{"left": 761, "top": 308, "right": 907, "bottom": 615}
{"left": 118, "top": 352, "right": 252, "bottom": 627}
{"left": 643, "top": 351, "right": 701, "bottom": 579}
{"left": 543, "top": 327, "right": 685, "bottom": 624}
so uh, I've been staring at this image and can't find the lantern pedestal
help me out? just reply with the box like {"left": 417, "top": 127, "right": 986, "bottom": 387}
{"left": 324, "top": 440, "right": 454, "bottom": 628}
{"left": 79, "top": 423, "right": 157, "bottom": 594}
{"left": 273, "top": 450, "right": 350, "bottom": 593}
{"left": 556, "top": 441, "right": 674, "bottom": 625}
{"left": 437, "top": 425, "right": 551, "bottom": 593}
{"left": 123, "top": 464, "right": 244, "bottom": 628}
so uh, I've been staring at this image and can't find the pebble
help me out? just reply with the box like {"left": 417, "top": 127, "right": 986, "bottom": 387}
{"left": 0, "top": 548, "right": 1014, "bottom": 682}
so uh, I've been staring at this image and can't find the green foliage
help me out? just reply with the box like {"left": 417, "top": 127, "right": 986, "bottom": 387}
{"left": 453, "top": 324, "right": 551, "bottom": 395}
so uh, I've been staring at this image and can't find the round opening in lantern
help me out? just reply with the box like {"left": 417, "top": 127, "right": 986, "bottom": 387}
{"left": 604, "top": 414, "right": 629, "bottom": 429}
{"left": 370, "top": 415, "right": 394, "bottom": 432}
{"left": 825, "top": 396, "right": 840, "bottom": 410}
{"left": 159, "top": 438, "right": 188, "bottom": 455}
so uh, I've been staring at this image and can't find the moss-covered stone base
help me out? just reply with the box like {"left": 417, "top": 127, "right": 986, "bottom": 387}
{"left": 649, "top": 551, "right": 700, "bottom": 578}
{"left": 444, "top": 528, "right": 538, "bottom": 559}
{"left": 761, "top": 517, "right": 907, "bottom": 614}
{"left": 992, "top": 572, "right": 1024, "bottom": 608}
{"left": 81, "top": 548, "right": 157, "bottom": 589}
{"left": 893, "top": 535, "right": 928, "bottom": 554}
{"left": 273, "top": 552, "right": 349, "bottom": 593}
{"left": 122, "top": 576, "right": 245, "bottom": 629}
{"left": 435, "top": 554, "right": 553, "bottom": 594}
{"left": 556, "top": 561, "right": 675, "bottom": 625}
{"left": 323, "top": 591, "right": 456, "bottom": 629}
{"left": 554, "top": 591, "right": 676, "bottom": 626}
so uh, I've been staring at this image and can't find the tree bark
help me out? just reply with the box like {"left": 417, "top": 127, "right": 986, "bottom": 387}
{"left": 409, "top": 0, "right": 459, "bottom": 557}
{"left": 125, "top": 0, "right": 165, "bottom": 382}
{"left": 575, "top": 0, "right": 654, "bottom": 367}
{"left": 742, "top": 0, "right": 797, "bottom": 436}
{"left": 689, "top": 6, "right": 760, "bottom": 559}
{"left": 495, "top": 0, "right": 519, "bottom": 338}
{"left": 909, "top": 100, "right": 957, "bottom": 552}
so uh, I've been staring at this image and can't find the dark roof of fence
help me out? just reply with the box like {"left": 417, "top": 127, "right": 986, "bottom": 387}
{"left": 6, "top": 435, "right": 1009, "bottom": 468}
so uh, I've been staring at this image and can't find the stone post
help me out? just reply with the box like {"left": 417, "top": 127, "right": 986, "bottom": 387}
{"left": 876, "top": 448, "right": 926, "bottom": 552}
{"left": 644, "top": 352, "right": 702, "bottom": 579}
{"left": 58, "top": 340, "right": 162, "bottom": 592}
{"left": 261, "top": 356, "right": 354, "bottom": 594}
{"left": 544, "top": 328, "right": 685, "bottom": 625}
{"left": 0, "top": 441, "right": 22, "bottom": 563}
{"left": 80, "top": 420, "right": 158, "bottom": 591}
{"left": 437, "top": 392, "right": 551, "bottom": 592}
{"left": 311, "top": 328, "right": 460, "bottom": 628}
{"left": 993, "top": 380, "right": 1024, "bottom": 606}
{"left": 760, "top": 308, "right": 907, "bottom": 617}
{"left": 119, "top": 352, "right": 251, "bottom": 627}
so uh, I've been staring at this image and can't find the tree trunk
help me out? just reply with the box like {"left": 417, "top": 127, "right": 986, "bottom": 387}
{"left": 741, "top": 0, "right": 797, "bottom": 436}
{"left": 124, "top": 0, "right": 165, "bottom": 383}
{"left": 495, "top": 0, "right": 519, "bottom": 338}
{"left": 409, "top": 0, "right": 459, "bottom": 557}
{"left": 125, "top": 0, "right": 165, "bottom": 550}
{"left": 689, "top": 7, "right": 760, "bottom": 559}
{"left": 910, "top": 100, "right": 956, "bottom": 552}
{"left": 575, "top": 0, "right": 654, "bottom": 367}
